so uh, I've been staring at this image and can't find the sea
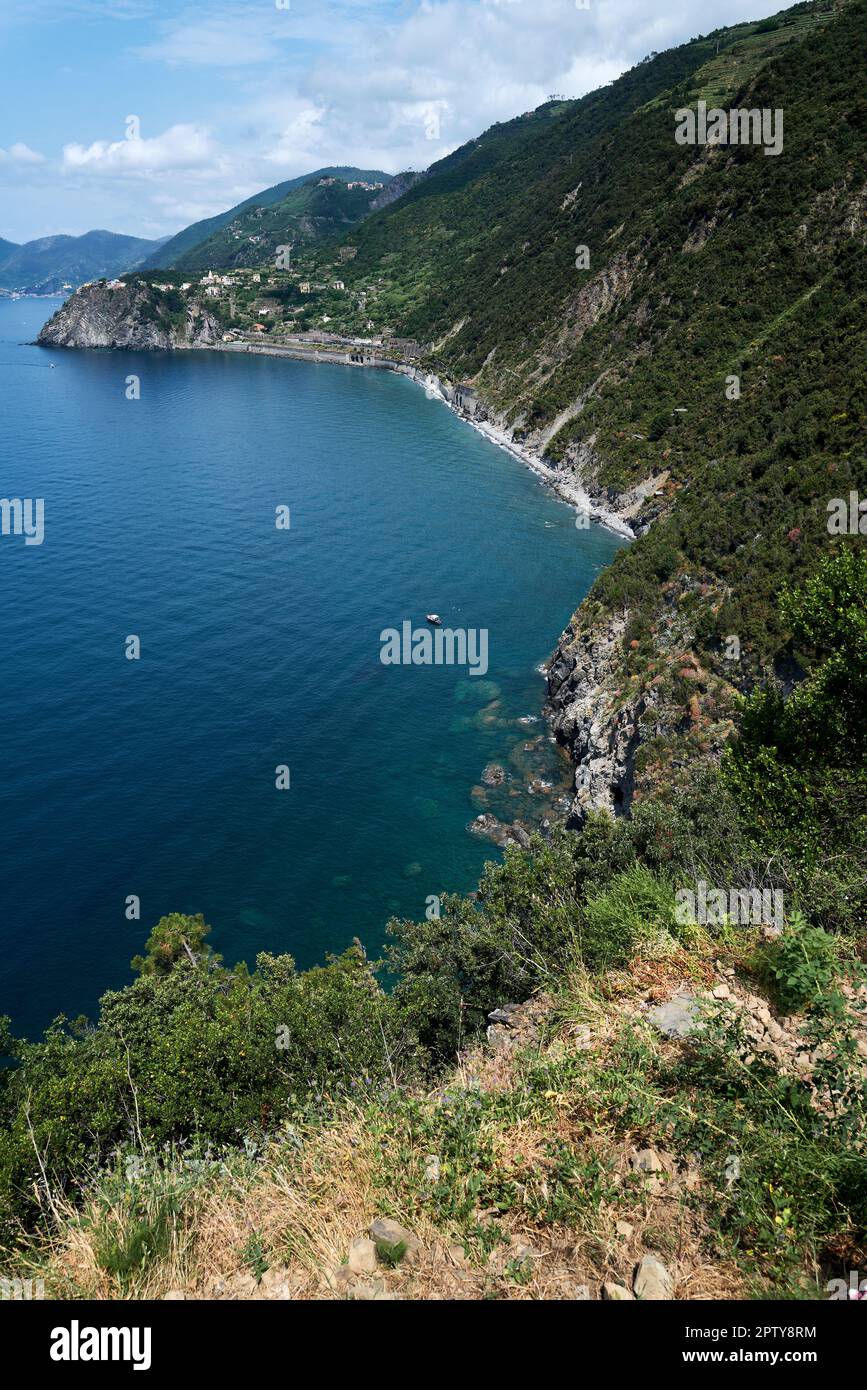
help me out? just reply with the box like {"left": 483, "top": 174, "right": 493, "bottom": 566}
{"left": 0, "top": 296, "right": 625, "bottom": 1037}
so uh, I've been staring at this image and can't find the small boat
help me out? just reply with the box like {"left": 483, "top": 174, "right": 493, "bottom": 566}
{"left": 425, "top": 613, "right": 442, "bottom": 626}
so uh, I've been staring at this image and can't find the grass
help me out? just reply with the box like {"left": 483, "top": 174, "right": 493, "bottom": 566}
{"left": 10, "top": 927, "right": 862, "bottom": 1301}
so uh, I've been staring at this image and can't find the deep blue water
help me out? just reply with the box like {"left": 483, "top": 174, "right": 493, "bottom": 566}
{"left": 0, "top": 297, "right": 624, "bottom": 1037}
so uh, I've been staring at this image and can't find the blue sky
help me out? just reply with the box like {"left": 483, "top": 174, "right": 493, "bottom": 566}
{"left": 0, "top": 0, "right": 782, "bottom": 244}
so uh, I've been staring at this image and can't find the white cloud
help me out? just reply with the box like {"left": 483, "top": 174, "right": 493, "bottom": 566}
{"left": 62, "top": 124, "right": 216, "bottom": 176}
{"left": 3, "top": 0, "right": 787, "bottom": 239}
{"left": 0, "top": 142, "right": 45, "bottom": 163}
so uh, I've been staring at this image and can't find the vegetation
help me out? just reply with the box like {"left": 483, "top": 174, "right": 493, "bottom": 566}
{"left": 3, "top": 1, "right": 865, "bottom": 1301}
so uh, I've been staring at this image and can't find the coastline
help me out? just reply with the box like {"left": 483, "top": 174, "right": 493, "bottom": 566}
{"left": 185, "top": 339, "right": 636, "bottom": 541}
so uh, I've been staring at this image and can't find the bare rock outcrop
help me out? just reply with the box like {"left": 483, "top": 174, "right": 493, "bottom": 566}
{"left": 37, "top": 281, "right": 221, "bottom": 350}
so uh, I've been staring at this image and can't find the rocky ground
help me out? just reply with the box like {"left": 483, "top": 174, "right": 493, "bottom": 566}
{"left": 139, "top": 951, "right": 865, "bottom": 1303}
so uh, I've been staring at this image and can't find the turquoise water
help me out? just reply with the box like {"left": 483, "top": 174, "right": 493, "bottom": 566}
{"left": 0, "top": 297, "right": 624, "bottom": 1037}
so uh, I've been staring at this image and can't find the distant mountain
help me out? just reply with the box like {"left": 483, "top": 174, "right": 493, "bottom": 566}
{"left": 145, "top": 167, "right": 394, "bottom": 269}
{"left": 0, "top": 230, "right": 168, "bottom": 294}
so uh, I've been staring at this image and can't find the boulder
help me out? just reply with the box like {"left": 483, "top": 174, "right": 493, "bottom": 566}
{"left": 347, "top": 1236, "right": 378, "bottom": 1276}
{"left": 633, "top": 1255, "right": 674, "bottom": 1300}
{"left": 369, "top": 1216, "right": 421, "bottom": 1266}
{"left": 647, "top": 991, "right": 700, "bottom": 1039}
{"left": 602, "top": 1281, "right": 635, "bottom": 1300}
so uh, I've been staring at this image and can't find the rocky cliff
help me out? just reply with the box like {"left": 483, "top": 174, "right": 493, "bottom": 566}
{"left": 37, "top": 281, "right": 222, "bottom": 350}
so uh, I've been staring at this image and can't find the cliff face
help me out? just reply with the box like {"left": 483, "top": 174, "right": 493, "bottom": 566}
{"left": 37, "top": 281, "right": 221, "bottom": 350}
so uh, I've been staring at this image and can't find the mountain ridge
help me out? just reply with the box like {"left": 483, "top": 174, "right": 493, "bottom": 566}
{"left": 0, "top": 228, "right": 168, "bottom": 294}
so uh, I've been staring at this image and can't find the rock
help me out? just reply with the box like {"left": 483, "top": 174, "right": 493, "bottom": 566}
{"left": 223, "top": 1271, "right": 257, "bottom": 1297}
{"left": 424, "top": 1154, "right": 441, "bottom": 1183}
{"left": 258, "top": 1266, "right": 295, "bottom": 1298}
{"left": 327, "top": 1264, "right": 355, "bottom": 1295}
{"left": 602, "top": 1281, "right": 635, "bottom": 1300}
{"left": 633, "top": 1255, "right": 674, "bottom": 1301}
{"left": 448, "top": 1244, "right": 469, "bottom": 1268}
{"left": 37, "top": 280, "right": 222, "bottom": 350}
{"left": 712, "top": 984, "right": 730, "bottom": 1000}
{"left": 632, "top": 1148, "right": 664, "bottom": 1173}
{"left": 481, "top": 763, "right": 506, "bottom": 786}
{"left": 487, "top": 1004, "right": 521, "bottom": 1025}
{"left": 616, "top": 1220, "right": 634, "bottom": 1239}
{"left": 369, "top": 1216, "right": 421, "bottom": 1266}
{"left": 347, "top": 1236, "right": 378, "bottom": 1276}
{"left": 350, "top": 1278, "right": 399, "bottom": 1301}
{"left": 647, "top": 991, "right": 700, "bottom": 1040}
{"left": 163, "top": 1290, "right": 186, "bottom": 1300}
{"left": 766, "top": 1019, "right": 783, "bottom": 1042}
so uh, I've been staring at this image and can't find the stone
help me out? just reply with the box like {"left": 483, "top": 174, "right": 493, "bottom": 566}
{"left": 632, "top": 1148, "right": 664, "bottom": 1173}
{"left": 481, "top": 763, "right": 506, "bottom": 786}
{"left": 424, "top": 1154, "right": 441, "bottom": 1183}
{"left": 258, "top": 1266, "right": 294, "bottom": 1298}
{"left": 327, "top": 1265, "right": 355, "bottom": 1294}
{"left": 647, "top": 991, "right": 700, "bottom": 1040}
{"left": 225, "top": 1271, "right": 257, "bottom": 1297}
{"left": 369, "top": 1216, "right": 421, "bottom": 1266}
{"left": 602, "top": 1281, "right": 635, "bottom": 1300}
{"left": 347, "top": 1236, "right": 378, "bottom": 1276}
{"left": 448, "top": 1244, "right": 469, "bottom": 1268}
{"left": 633, "top": 1255, "right": 674, "bottom": 1301}
{"left": 712, "top": 984, "right": 730, "bottom": 1000}
{"left": 488, "top": 1004, "right": 521, "bottom": 1025}
{"left": 350, "top": 1278, "right": 397, "bottom": 1301}
{"left": 616, "top": 1220, "right": 634, "bottom": 1238}
{"left": 163, "top": 1290, "right": 186, "bottom": 1300}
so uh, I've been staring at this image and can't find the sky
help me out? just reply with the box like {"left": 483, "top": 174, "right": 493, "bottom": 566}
{"left": 0, "top": 0, "right": 784, "bottom": 245}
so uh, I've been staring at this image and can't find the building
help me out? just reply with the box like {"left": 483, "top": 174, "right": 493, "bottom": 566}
{"left": 332, "top": 280, "right": 345, "bottom": 291}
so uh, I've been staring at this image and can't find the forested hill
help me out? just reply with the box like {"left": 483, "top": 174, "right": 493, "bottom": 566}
{"left": 144, "top": 167, "right": 395, "bottom": 270}
{"left": 314, "top": 0, "right": 865, "bottom": 813}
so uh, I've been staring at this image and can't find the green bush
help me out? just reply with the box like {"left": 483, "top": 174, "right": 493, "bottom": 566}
{"left": 759, "top": 910, "right": 841, "bottom": 1012}
{"left": 578, "top": 864, "right": 682, "bottom": 970}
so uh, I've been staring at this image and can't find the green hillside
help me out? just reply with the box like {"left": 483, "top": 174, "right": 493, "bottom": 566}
{"left": 314, "top": 0, "right": 864, "bottom": 687}
{"left": 145, "top": 167, "right": 394, "bottom": 270}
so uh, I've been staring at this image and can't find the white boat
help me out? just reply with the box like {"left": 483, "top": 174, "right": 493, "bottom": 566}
{"left": 425, "top": 613, "right": 442, "bottom": 626}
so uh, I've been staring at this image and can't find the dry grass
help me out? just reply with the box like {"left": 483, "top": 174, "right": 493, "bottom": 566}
{"left": 15, "top": 950, "right": 783, "bottom": 1303}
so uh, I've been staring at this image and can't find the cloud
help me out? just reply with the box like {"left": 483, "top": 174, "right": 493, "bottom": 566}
{"left": 4, "top": 0, "right": 786, "bottom": 239}
{"left": 0, "top": 143, "right": 45, "bottom": 163}
{"left": 62, "top": 123, "right": 216, "bottom": 176}
{"left": 133, "top": 14, "right": 282, "bottom": 67}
